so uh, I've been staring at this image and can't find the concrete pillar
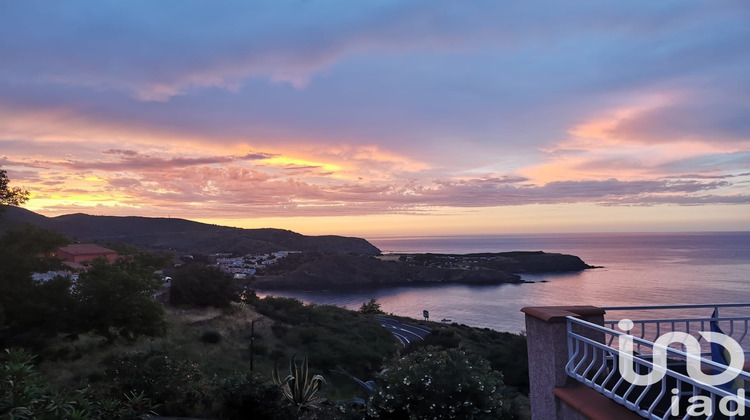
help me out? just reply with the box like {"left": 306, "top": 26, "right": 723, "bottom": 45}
{"left": 521, "top": 306, "right": 606, "bottom": 420}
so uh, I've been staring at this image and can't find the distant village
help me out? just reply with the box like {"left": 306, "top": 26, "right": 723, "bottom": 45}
{"left": 211, "top": 250, "right": 301, "bottom": 279}
{"left": 399, "top": 253, "right": 497, "bottom": 271}
{"left": 31, "top": 243, "right": 303, "bottom": 282}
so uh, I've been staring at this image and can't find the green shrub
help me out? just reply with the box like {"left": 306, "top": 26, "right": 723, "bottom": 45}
{"left": 200, "top": 330, "right": 222, "bottom": 344}
{"left": 1, "top": 348, "right": 158, "bottom": 420}
{"left": 251, "top": 343, "right": 268, "bottom": 356}
{"left": 359, "top": 298, "right": 385, "bottom": 314}
{"left": 170, "top": 264, "right": 240, "bottom": 308}
{"left": 270, "top": 348, "right": 287, "bottom": 362}
{"left": 219, "top": 373, "right": 292, "bottom": 420}
{"left": 368, "top": 347, "right": 514, "bottom": 420}
{"left": 253, "top": 297, "right": 399, "bottom": 378}
{"left": 104, "top": 350, "right": 211, "bottom": 416}
{"left": 271, "top": 322, "right": 289, "bottom": 338}
{"left": 73, "top": 259, "right": 166, "bottom": 342}
{"left": 403, "top": 328, "right": 461, "bottom": 354}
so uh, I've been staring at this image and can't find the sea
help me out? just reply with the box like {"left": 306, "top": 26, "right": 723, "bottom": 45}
{"left": 258, "top": 232, "right": 750, "bottom": 333}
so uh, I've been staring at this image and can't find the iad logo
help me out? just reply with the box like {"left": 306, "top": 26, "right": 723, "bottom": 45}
{"left": 616, "top": 319, "right": 747, "bottom": 417}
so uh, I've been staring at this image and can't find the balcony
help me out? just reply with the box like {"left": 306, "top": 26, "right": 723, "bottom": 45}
{"left": 522, "top": 303, "right": 750, "bottom": 420}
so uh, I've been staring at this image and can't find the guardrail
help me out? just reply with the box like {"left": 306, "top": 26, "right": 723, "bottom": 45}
{"left": 566, "top": 313, "right": 749, "bottom": 419}
{"left": 601, "top": 304, "right": 750, "bottom": 358}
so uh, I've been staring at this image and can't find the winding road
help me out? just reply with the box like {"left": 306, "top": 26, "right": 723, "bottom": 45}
{"left": 375, "top": 316, "right": 431, "bottom": 346}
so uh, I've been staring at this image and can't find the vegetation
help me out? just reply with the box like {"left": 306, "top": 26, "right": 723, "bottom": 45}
{"left": 0, "top": 211, "right": 530, "bottom": 419}
{"left": 170, "top": 263, "right": 240, "bottom": 308}
{"left": 218, "top": 372, "right": 293, "bottom": 419}
{"left": 369, "top": 347, "right": 514, "bottom": 420}
{"left": 74, "top": 259, "right": 167, "bottom": 342}
{"left": 272, "top": 354, "right": 327, "bottom": 412}
{"left": 1, "top": 348, "right": 158, "bottom": 419}
{"left": 0, "top": 167, "right": 29, "bottom": 212}
{"left": 0, "top": 226, "right": 169, "bottom": 347}
{"left": 104, "top": 350, "right": 212, "bottom": 416}
{"left": 0, "top": 225, "right": 71, "bottom": 334}
{"left": 358, "top": 298, "right": 385, "bottom": 315}
{"left": 254, "top": 296, "right": 399, "bottom": 378}
{"left": 402, "top": 323, "right": 529, "bottom": 392}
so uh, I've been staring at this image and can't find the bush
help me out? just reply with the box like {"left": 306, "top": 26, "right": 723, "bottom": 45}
{"left": 403, "top": 328, "right": 460, "bottom": 354}
{"left": 74, "top": 259, "right": 166, "bottom": 342}
{"left": 1, "top": 348, "right": 158, "bottom": 419}
{"left": 218, "top": 373, "right": 292, "bottom": 420}
{"left": 170, "top": 264, "right": 240, "bottom": 308}
{"left": 104, "top": 350, "right": 212, "bottom": 416}
{"left": 368, "top": 347, "right": 514, "bottom": 420}
{"left": 271, "top": 322, "right": 289, "bottom": 338}
{"left": 253, "top": 297, "right": 399, "bottom": 378}
{"left": 200, "top": 330, "right": 222, "bottom": 344}
{"left": 251, "top": 343, "right": 268, "bottom": 356}
{"left": 359, "top": 298, "right": 385, "bottom": 315}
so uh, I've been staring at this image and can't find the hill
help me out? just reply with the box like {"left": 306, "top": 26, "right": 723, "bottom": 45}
{"left": 0, "top": 206, "right": 380, "bottom": 255}
{"left": 252, "top": 254, "right": 522, "bottom": 289}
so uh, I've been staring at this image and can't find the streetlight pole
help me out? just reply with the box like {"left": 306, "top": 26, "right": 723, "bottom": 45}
{"left": 250, "top": 320, "right": 255, "bottom": 371}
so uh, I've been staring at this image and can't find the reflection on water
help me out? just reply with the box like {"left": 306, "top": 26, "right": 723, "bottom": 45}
{"left": 258, "top": 232, "right": 750, "bottom": 333}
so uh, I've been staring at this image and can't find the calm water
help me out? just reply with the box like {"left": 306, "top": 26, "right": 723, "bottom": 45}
{"left": 259, "top": 232, "right": 750, "bottom": 333}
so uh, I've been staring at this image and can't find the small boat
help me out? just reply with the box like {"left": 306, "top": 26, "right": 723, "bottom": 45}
{"left": 441, "top": 318, "right": 452, "bottom": 323}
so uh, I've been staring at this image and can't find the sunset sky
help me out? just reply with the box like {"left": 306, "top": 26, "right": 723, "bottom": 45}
{"left": 2, "top": 1, "right": 749, "bottom": 236}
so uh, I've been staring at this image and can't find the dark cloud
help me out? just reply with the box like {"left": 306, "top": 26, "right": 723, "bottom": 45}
{"left": 55, "top": 150, "right": 278, "bottom": 172}
{"left": 666, "top": 172, "right": 750, "bottom": 180}
{"left": 103, "top": 149, "right": 139, "bottom": 156}
{"left": 243, "top": 152, "right": 277, "bottom": 160}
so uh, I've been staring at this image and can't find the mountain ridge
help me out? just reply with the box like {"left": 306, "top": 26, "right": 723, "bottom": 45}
{"left": 0, "top": 206, "right": 380, "bottom": 255}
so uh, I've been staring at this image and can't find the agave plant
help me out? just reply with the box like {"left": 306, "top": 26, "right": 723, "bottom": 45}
{"left": 272, "top": 354, "right": 326, "bottom": 411}
{"left": 331, "top": 369, "right": 376, "bottom": 406}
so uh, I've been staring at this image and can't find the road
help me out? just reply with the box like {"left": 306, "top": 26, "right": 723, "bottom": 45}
{"left": 375, "top": 316, "right": 431, "bottom": 347}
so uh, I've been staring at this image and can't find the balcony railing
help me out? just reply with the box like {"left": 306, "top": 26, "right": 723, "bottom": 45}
{"left": 601, "top": 303, "right": 750, "bottom": 358}
{"left": 565, "top": 303, "right": 750, "bottom": 419}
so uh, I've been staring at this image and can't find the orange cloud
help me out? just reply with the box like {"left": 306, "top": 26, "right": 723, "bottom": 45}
{"left": 525, "top": 93, "right": 750, "bottom": 184}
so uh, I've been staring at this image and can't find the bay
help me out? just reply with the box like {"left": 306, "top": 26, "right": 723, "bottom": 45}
{"left": 258, "top": 232, "right": 750, "bottom": 333}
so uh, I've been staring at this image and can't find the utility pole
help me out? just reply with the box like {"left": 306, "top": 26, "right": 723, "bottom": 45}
{"left": 250, "top": 320, "right": 255, "bottom": 371}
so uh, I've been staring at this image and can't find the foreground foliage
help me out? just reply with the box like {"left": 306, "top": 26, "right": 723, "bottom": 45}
{"left": 369, "top": 347, "right": 513, "bottom": 420}
{"left": 170, "top": 263, "right": 240, "bottom": 308}
{"left": 0, "top": 226, "right": 168, "bottom": 346}
{"left": 272, "top": 354, "right": 327, "bottom": 412}
{"left": 253, "top": 296, "right": 399, "bottom": 378}
{"left": 75, "top": 259, "right": 166, "bottom": 342}
{"left": 1, "top": 348, "right": 157, "bottom": 420}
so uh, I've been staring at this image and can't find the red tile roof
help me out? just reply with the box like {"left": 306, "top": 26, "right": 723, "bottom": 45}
{"left": 57, "top": 244, "right": 116, "bottom": 255}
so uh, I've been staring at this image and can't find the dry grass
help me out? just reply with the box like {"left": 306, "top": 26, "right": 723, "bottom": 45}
{"left": 39, "top": 302, "right": 281, "bottom": 390}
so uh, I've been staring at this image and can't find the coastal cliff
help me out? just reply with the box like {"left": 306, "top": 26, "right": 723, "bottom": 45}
{"left": 251, "top": 254, "right": 522, "bottom": 289}
{"left": 250, "top": 250, "right": 595, "bottom": 290}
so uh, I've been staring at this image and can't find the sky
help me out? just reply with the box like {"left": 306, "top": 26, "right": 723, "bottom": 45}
{"left": 1, "top": 0, "right": 750, "bottom": 237}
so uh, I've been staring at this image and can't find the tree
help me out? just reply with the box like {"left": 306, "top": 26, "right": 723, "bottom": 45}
{"left": 359, "top": 298, "right": 385, "bottom": 315}
{"left": 0, "top": 167, "right": 29, "bottom": 212}
{"left": 170, "top": 264, "right": 239, "bottom": 308}
{"left": 368, "top": 347, "right": 513, "bottom": 420}
{"left": 0, "top": 225, "right": 70, "bottom": 331}
{"left": 74, "top": 259, "right": 166, "bottom": 341}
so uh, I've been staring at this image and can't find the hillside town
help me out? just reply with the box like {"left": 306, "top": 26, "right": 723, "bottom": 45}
{"left": 214, "top": 250, "right": 301, "bottom": 279}
{"left": 30, "top": 243, "right": 304, "bottom": 283}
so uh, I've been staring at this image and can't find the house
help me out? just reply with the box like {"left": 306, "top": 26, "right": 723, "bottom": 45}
{"left": 56, "top": 244, "right": 118, "bottom": 266}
